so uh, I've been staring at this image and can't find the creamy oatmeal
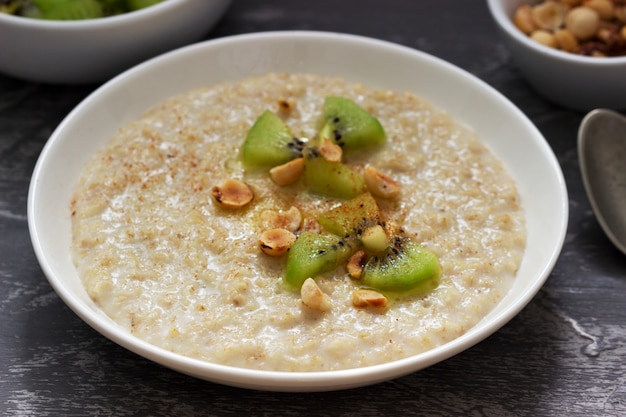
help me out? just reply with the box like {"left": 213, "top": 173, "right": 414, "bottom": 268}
{"left": 70, "top": 73, "right": 526, "bottom": 372}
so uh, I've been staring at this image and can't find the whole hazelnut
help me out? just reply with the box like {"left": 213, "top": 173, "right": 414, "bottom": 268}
{"left": 566, "top": 7, "right": 601, "bottom": 40}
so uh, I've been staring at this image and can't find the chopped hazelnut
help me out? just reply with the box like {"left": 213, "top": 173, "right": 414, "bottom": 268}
{"left": 532, "top": 1, "right": 567, "bottom": 31}
{"left": 360, "top": 225, "right": 390, "bottom": 253}
{"left": 616, "top": 6, "right": 626, "bottom": 24}
{"left": 352, "top": 289, "right": 388, "bottom": 308}
{"left": 554, "top": 28, "right": 580, "bottom": 51}
{"left": 261, "top": 206, "right": 302, "bottom": 232}
{"left": 318, "top": 138, "right": 343, "bottom": 162}
{"left": 301, "top": 278, "right": 331, "bottom": 312}
{"left": 514, "top": 4, "right": 538, "bottom": 35}
{"left": 530, "top": 29, "right": 558, "bottom": 48}
{"left": 269, "top": 157, "right": 305, "bottom": 186}
{"left": 347, "top": 250, "right": 367, "bottom": 279}
{"left": 566, "top": 6, "right": 601, "bottom": 40}
{"left": 258, "top": 228, "right": 296, "bottom": 256}
{"left": 584, "top": 0, "right": 614, "bottom": 20}
{"left": 211, "top": 179, "right": 253, "bottom": 209}
{"left": 364, "top": 166, "right": 400, "bottom": 199}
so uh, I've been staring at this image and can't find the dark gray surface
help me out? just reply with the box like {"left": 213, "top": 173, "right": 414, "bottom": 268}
{"left": 1, "top": 1, "right": 625, "bottom": 416}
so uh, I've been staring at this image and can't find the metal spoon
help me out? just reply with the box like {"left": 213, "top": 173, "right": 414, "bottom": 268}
{"left": 578, "top": 108, "right": 626, "bottom": 255}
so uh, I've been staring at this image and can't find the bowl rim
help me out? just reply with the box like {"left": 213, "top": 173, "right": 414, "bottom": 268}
{"left": 486, "top": 0, "right": 626, "bottom": 66}
{"left": 0, "top": 0, "right": 190, "bottom": 28}
{"left": 27, "top": 30, "right": 569, "bottom": 391}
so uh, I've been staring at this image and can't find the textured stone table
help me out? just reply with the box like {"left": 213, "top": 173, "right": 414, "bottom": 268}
{"left": 1, "top": 1, "right": 625, "bottom": 415}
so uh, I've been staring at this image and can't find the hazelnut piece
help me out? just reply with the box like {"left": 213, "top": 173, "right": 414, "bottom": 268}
{"left": 364, "top": 166, "right": 400, "bottom": 199}
{"left": 360, "top": 225, "right": 390, "bottom": 253}
{"left": 258, "top": 228, "right": 296, "bottom": 256}
{"left": 554, "top": 28, "right": 580, "bottom": 52}
{"left": 352, "top": 289, "right": 388, "bottom": 308}
{"left": 318, "top": 138, "right": 343, "bottom": 162}
{"left": 301, "top": 278, "right": 331, "bottom": 312}
{"left": 211, "top": 179, "right": 253, "bottom": 209}
{"left": 269, "top": 157, "right": 305, "bottom": 186}
{"left": 514, "top": 4, "right": 538, "bottom": 35}
{"left": 583, "top": 0, "right": 614, "bottom": 20}
{"left": 530, "top": 30, "right": 558, "bottom": 48}
{"left": 531, "top": 1, "right": 566, "bottom": 31}
{"left": 261, "top": 206, "right": 302, "bottom": 232}
{"left": 566, "top": 6, "right": 600, "bottom": 40}
{"left": 347, "top": 250, "right": 367, "bottom": 279}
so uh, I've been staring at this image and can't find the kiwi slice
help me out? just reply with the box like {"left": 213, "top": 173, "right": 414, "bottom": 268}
{"left": 31, "top": 0, "right": 103, "bottom": 19}
{"left": 302, "top": 147, "right": 366, "bottom": 199}
{"left": 317, "top": 192, "right": 381, "bottom": 237}
{"left": 319, "top": 97, "right": 386, "bottom": 152}
{"left": 361, "top": 236, "right": 441, "bottom": 294}
{"left": 241, "top": 110, "right": 304, "bottom": 168}
{"left": 284, "top": 231, "right": 355, "bottom": 289}
{"left": 127, "top": 0, "right": 162, "bottom": 10}
{"left": 0, "top": 1, "right": 24, "bottom": 15}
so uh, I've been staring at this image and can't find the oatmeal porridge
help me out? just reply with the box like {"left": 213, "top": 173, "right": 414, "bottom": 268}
{"left": 70, "top": 73, "right": 526, "bottom": 372}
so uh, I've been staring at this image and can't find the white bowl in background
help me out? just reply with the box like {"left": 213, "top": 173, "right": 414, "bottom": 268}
{"left": 28, "top": 31, "right": 568, "bottom": 391}
{"left": 487, "top": 0, "right": 626, "bottom": 111}
{"left": 0, "top": 0, "right": 231, "bottom": 84}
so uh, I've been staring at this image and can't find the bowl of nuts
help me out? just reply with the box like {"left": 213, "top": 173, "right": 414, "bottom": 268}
{"left": 487, "top": 0, "right": 626, "bottom": 111}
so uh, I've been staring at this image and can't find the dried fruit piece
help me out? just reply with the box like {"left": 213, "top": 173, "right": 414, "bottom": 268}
{"left": 301, "top": 278, "right": 331, "bottom": 312}
{"left": 211, "top": 179, "right": 253, "bottom": 209}
{"left": 259, "top": 228, "right": 296, "bottom": 256}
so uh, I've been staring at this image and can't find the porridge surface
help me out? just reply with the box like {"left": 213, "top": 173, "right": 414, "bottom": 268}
{"left": 70, "top": 73, "right": 526, "bottom": 372}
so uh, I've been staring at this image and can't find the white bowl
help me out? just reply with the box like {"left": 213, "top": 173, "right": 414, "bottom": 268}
{"left": 0, "top": 0, "right": 231, "bottom": 84}
{"left": 487, "top": 0, "right": 626, "bottom": 111}
{"left": 28, "top": 31, "right": 568, "bottom": 391}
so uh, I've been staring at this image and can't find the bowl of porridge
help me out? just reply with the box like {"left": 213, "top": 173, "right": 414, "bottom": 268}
{"left": 28, "top": 31, "right": 568, "bottom": 391}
